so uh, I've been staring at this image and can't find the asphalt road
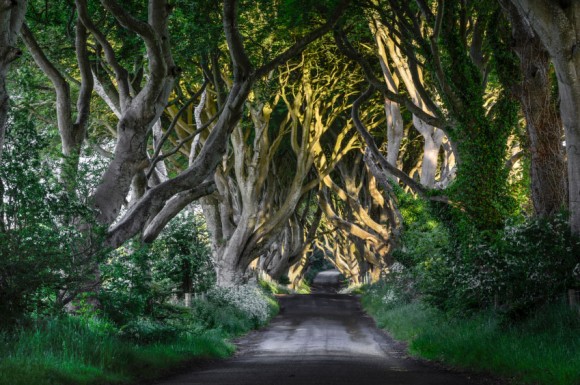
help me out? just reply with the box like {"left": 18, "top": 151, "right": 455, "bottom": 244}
{"left": 152, "top": 274, "right": 500, "bottom": 385}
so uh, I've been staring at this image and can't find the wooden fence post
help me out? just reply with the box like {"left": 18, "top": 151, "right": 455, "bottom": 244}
{"left": 568, "top": 289, "right": 578, "bottom": 308}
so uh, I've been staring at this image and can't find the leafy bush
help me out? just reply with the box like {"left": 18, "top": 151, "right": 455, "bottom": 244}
{"left": 391, "top": 188, "right": 579, "bottom": 315}
{"left": 362, "top": 265, "right": 414, "bottom": 310}
{"left": 118, "top": 317, "right": 181, "bottom": 343}
{"left": 420, "top": 215, "right": 580, "bottom": 316}
{"left": 205, "top": 284, "right": 277, "bottom": 326}
{"left": 100, "top": 210, "right": 214, "bottom": 325}
{"left": 184, "top": 284, "right": 278, "bottom": 337}
{"left": 150, "top": 210, "right": 215, "bottom": 295}
{"left": 0, "top": 113, "right": 103, "bottom": 326}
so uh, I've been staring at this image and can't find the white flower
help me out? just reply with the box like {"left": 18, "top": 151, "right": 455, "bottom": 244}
{"left": 206, "top": 284, "right": 271, "bottom": 323}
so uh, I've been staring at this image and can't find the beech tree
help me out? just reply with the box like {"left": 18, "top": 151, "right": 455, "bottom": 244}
{"left": 500, "top": 0, "right": 567, "bottom": 217}
{"left": 339, "top": 0, "right": 520, "bottom": 231}
{"left": 3, "top": 0, "right": 352, "bottom": 299}
{"left": 370, "top": 18, "right": 454, "bottom": 188}
{"left": 3, "top": 0, "right": 575, "bottom": 301}
{"left": 106, "top": 0, "right": 350, "bottom": 249}
{"left": 510, "top": 0, "right": 580, "bottom": 232}
{"left": 199, "top": 47, "right": 358, "bottom": 285}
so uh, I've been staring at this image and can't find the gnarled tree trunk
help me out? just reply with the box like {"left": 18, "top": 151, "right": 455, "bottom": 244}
{"left": 504, "top": 0, "right": 567, "bottom": 216}
{"left": 511, "top": 0, "right": 580, "bottom": 231}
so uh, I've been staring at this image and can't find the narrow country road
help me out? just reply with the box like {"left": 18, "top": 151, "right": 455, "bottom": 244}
{"left": 152, "top": 275, "right": 499, "bottom": 385}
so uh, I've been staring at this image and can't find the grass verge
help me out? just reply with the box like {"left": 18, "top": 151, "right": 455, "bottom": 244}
{"left": 0, "top": 289, "right": 278, "bottom": 385}
{"left": 362, "top": 290, "right": 580, "bottom": 385}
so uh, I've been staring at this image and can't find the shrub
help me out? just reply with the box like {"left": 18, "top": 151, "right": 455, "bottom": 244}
{"left": 391, "top": 188, "right": 579, "bottom": 315}
{"left": 419, "top": 214, "right": 580, "bottom": 316}
{"left": 205, "top": 284, "right": 276, "bottom": 325}
{"left": 118, "top": 317, "right": 180, "bottom": 343}
{"left": 100, "top": 210, "right": 215, "bottom": 325}
{"left": 0, "top": 113, "right": 103, "bottom": 326}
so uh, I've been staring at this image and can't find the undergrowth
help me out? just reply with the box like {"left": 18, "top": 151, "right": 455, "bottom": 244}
{"left": 362, "top": 287, "right": 580, "bottom": 385}
{"left": 0, "top": 285, "right": 278, "bottom": 385}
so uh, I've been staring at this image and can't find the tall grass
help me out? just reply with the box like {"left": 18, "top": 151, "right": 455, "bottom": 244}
{"left": 362, "top": 292, "right": 580, "bottom": 385}
{"left": 0, "top": 317, "right": 233, "bottom": 385}
{"left": 0, "top": 289, "right": 278, "bottom": 385}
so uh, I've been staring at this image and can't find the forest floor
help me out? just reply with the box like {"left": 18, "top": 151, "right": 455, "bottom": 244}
{"left": 148, "top": 277, "right": 504, "bottom": 385}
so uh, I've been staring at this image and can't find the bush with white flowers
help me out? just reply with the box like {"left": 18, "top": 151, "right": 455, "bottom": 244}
{"left": 206, "top": 284, "right": 274, "bottom": 325}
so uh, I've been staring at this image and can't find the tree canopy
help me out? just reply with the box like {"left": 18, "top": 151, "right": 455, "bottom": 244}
{"left": 0, "top": 0, "right": 579, "bottom": 323}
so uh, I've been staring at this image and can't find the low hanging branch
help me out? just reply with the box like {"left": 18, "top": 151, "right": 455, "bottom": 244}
{"left": 352, "top": 85, "right": 450, "bottom": 204}
{"left": 76, "top": 0, "right": 130, "bottom": 108}
{"left": 352, "top": 85, "right": 427, "bottom": 197}
{"left": 333, "top": 28, "right": 446, "bottom": 128}
{"left": 146, "top": 107, "right": 223, "bottom": 180}
{"left": 21, "top": 20, "right": 93, "bottom": 159}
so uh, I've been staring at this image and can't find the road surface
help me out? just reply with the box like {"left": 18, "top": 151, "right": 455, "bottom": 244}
{"left": 152, "top": 275, "right": 500, "bottom": 385}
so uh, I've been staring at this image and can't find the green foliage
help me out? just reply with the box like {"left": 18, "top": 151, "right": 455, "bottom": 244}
{"left": 392, "top": 188, "right": 579, "bottom": 316}
{"left": 277, "top": 0, "right": 343, "bottom": 28}
{"left": 420, "top": 215, "right": 580, "bottom": 316}
{"left": 430, "top": 1, "right": 519, "bottom": 231}
{"left": 362, "top": 292, "right": 580, "bottom": 385}
{"left": 0, "top": 315, "right": 234, "bottom": 385}
{"left": 0, "top": 113, "right": 103, "bottom": 326}
{"left": 392, "top": 185, "right": 451, "bottom": 269}
{"left": 100, "top": 210, "right": 214, "bottom": 325}
{"left": 151, "top": 210, "right": 215, "bottom": 294}
{"left": 118, "top": 317, "right": 181, "bottom": 344}
{"left": 172, "top": 0, "right": 224, "bottom": 58}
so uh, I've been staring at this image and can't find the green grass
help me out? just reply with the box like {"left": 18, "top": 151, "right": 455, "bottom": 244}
{"left": 0, "top": 317, "right": 233, "bottom": 385}
{"left": 0, "top": 294, "right": 278, "bottom": 385}
{"left": 258, "top": 276, "right": 292, "bottom": 295}
{"left": 362, "top": 292, "right": 580, "bottom": 385}
{"left": 258, "top": 274, "right": 311, "bottom": 294}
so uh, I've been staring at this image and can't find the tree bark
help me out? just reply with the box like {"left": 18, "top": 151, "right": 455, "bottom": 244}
{"left": 0, "top": 0, "right": 27, "bottom": 160}
{"left": 504, "top": 0, "right": 567, "bottom": 216}
{"left": 21, "top": 18, "right": 94, "bottom": 189}
{"left": 510, "top": 0, "right": 580, "bottom": 231}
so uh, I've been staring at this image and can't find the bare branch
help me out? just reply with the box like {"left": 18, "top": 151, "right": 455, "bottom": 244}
{"left": 20, "top": 24, "right": 68, "bottom": 91}
{"left": 432, "top": 0, "right": 445, "bottom": 41}
{"left": 147, "top": 106, "right": 222, "bottom": 178}
{"left": 20, "top": 24, "right": 76, "bottom": 153}
{"left": 74, "top": 19, "right": 94, "bottom": 141}
{"left": 89, "top": 141, "right": 114, "bottom": 159}
{"left": 352, "top": 85, "right": 429, "bottom": 197}
{"left": 334, "top": 28, "right": 445, "bottom": 127}
{"left": 142, "top": 183, "right": 216, "bottom": 243}
{"left": 146, "top": 81, "right": 208, "bottom": 178}
{"left": 76, "top": 0, "right": 130, "bottom": 107}
{"left": 106, "top": 179, "right": 216, "bottom": 249}
{"left": 505, "top": 150, "right": 524, "bottom": 170}
{"left": 223, "top": 0, "right": 252, "bottom": 79}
